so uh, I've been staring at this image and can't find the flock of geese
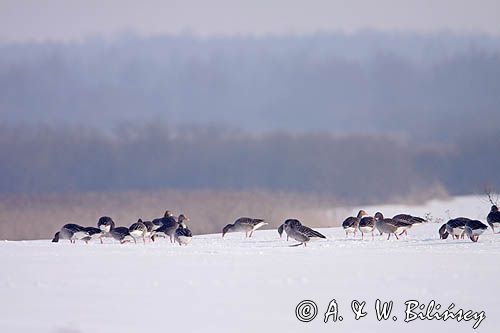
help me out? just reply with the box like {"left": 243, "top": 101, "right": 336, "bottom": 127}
{"left": 51, "top": 205, "right": 500, "bottom": 247}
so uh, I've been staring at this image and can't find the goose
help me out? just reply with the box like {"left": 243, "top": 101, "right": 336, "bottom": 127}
{"left": 278, "top": 224, "right": 285, "bottom": 239}
{"left": 152, "top": 210, "right": 173, "bottom": 230}
{"left": 439, "top": 223, "right": 449, "bottom": 239}
{"left": 342, "top": 210, "right": 367, "bottom": 238}
{"left": 142, "top": 220, "right": 156, "bottom": 242}
{"left": 110, "top": 227, "right": 134, "bottom": 244}
{"left": 82, "top": 227, "right": 104, "bottom": 244}
{"left": 278, "top": 219, "right": 300, "bottom": 240}
{"left": 222, "top": 217, "right": 267, "bottom": 238}
{"left": 464, "top": 220, "right": 488, "bottom": 242}
{"left": 445, "top": 217, "right": 469, "bottom": 239}
{"left": 97, "top": 216, "right": 115, "bottom": 233}
{"left": 393, "top": 214, "right": 426, "bottom": 228}
{"left": 278, "top": 219, "right": 327, "bottom": 241}
{"left": 154, "top": 211, "right": 189, "bottom": 243}
{"left": 487, "top": 205, "right": 500, "bottom": 234}
{"left": 52, "top": 224, "right": 89, "bottom": 243}
{"left": 129, "top": 219, "right": 147, "bottom": 244}
{"left": 374, "top": 212, "right": 410, "bottom": 240}
{"left": 282, "top": 219, "right": 326, "bottom": 247}
{"left": 358, "top": 215, "right": 376, "bottom": 240}
{"left": 175, "top": 224, "right": 193, "bottom": 246}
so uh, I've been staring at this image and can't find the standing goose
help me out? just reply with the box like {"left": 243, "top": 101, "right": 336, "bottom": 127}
{"left": 278, "top": 224, "right": 285, "bottom": 239}
{"left": 374, "top": 212, "right": 410, "bottom": 240}
{"left": 282, "top": 219, "right": 326, "bottom": 247}
{"left": 152, "top": 210, "right": 173, "bottom": 230}
{"left": 342, "top": 210, "right": 367, "bottom": 238}
{"left": 439, "top": 223, "right": 449, "bottom": 239}
{"left": 464, "top": 220, "right": 488, "bottom": 242}
{"left": 129, "top": 219, "right": 148, "bottom": 244}
{"left": 155, "top": 211, "right": 189, "bottom": 243}
{"left": 97, "top": 216, "right": 115, "bottom": 233}
{"left": 52, "top": 224, "right": 89, "bottom": 243}
{"left": 175, "top": 224, "right": 193, "bottom": 246}
{"left": 278, "top": 219, "right": 300, "bottom": 241}
{"left": 142, "top": 220, "right": 155, "bottom": 242}
{"left": 110, "top": 227, "right": 134, "bottom": 244}
{"left": 82, "top": 227, "right": 104, "bottom": 244}
{"left": 487, "top": 205, "right": 500, "bottom": 234}
{"left": 445, "top": 217, "right": 469, "bottom": 239}
{"left": 358, "top": 215, "right": 376, "bottom": 240}
{"left": 278, "top": 219, "right": 327, "bottom": 242}
{"left": 222, "top": 217, "right": 267, "bottom": 238}
{"left": 393, "top": 214, "right": 426, "bottom": 228}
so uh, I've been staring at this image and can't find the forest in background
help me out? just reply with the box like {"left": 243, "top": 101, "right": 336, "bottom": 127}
{"left": 1, "top": 31, "right": 499, "bottom": 239}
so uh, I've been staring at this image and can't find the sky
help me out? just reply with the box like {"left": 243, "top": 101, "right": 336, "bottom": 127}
{"left": 1, "top": 0, "right": 500, "bottom": 42}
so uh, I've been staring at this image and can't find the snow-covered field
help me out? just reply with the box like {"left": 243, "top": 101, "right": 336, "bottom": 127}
{"left": 1, "top": 195, "right": 498, "bottom": 332}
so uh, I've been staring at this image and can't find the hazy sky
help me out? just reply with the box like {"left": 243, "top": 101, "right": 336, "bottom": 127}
{"left": 1, "top": 0, "right": 500, "bottom": 41}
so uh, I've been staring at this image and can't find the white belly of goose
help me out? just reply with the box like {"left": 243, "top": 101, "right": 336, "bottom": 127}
{"left": 450, "top": 228, "right": 464, "bottom": 236}
{"left": 344, "top": 227, "right": 356, "bottom": 233}
{"left": 359, "top": 226, "right": 373, "bottom": 233}
{"left": 177, "top": 236, "right": 192, "bottom": 244}
{"left": 99, "top": 225, "right": 111, "bottom": 233}
{"left": 73, "top": 231, "right": 89, "bottom": 240}
{"left": 252, "top": 222, "right": 267, "bottom": 231}
{"left": 130, "top": 230, "right": 144, "bottom": 238}
{"left": 467, "top": 228, "right": 486, "bottom": 236}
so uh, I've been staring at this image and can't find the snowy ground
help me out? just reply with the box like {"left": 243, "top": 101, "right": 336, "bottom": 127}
{"left": 1, "top": 195, "right": 498, "bottom": 333}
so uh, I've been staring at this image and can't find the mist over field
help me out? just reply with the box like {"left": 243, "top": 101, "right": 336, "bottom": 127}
{"left": 1, "top": 31, "right": 500, "bottom": 239}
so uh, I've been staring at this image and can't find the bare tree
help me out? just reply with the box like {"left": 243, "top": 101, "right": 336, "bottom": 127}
{"left": 484, "top": 186, "right": 499, "bottom": 206}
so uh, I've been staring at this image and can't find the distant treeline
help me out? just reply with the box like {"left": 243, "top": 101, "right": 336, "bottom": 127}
{"left": 1, "top": 32, "right": 500, "bottom": 141}
{"left": 1, "top": 124, "right": 498, "bottom": 201}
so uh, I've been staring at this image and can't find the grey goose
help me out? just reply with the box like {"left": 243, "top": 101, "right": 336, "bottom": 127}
{"left": 282, "top": 219, "right": 326, "bottom": 247}
{"left": 175, "top": 224, "right": 193, "bottom": 246}
{"left": 445, "top": 217, "right": 470, "bottom": 239}
{"left": 342, "top": 210, "right": 367, "bottom": 238}
{"left": 374, "top": 212, "right": 411, "bottom": 240}
{"left": 110, "top": 227, "right": 134, "bottom": 244}
{"left": 487, "top": 205, "right": 500, "bottom": 234}
{"left": 52, "top": 224, "right": 89, "bottom": 243}
{"left": 358, "top": 215, "right": 376, "bottom": 240}
{"left": 464, "top": 220, "right": 488, "bottom": 242}
{"left": 222, "top": 217, "right": 267, "bottom": 238}
{"left": 129, "top": 219, "right": 148, "bottom": 244}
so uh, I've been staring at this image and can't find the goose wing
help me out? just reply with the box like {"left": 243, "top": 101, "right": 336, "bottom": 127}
{"left": 296, "top": 225, "right": 326, "bottom": 239}
{"left": 342, "top": 217, "right": 358, "bottom": 228}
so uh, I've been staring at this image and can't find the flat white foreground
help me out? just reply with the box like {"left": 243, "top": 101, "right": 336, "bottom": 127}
{"left": 1, "top": 196, "right": 498, "bottom": 333}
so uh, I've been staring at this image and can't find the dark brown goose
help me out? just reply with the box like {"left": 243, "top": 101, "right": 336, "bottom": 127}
{"left": 464, "top": 220, "right": 488, "bottom": 242}
{"left": 487, "top": 205, "right": 500, "bottom": 234}
{"left": 358, "top": 215, "right": 376, "bottom": 240}
{"left": 342, "top": 210, "right": 367, "bottom": 238}
{"left": 445, "top": 217, "right": 470, "bottom": 239}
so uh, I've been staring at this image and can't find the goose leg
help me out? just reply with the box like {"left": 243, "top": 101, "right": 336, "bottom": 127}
{"left": 395, "top": 233, "right": 399, "bottom": 240}
{"left": 387, "top": 233, "right": 391, "bottom": 240}
{"left": 361, "top": 232, "right": 364, "bottom": 240}
{"left": 249, "top": 230, "right": 254, "bottom": 238}
{"left": 100, "top": 238, "right": 103, "bottom": 244}
{"left": 245, "top": 231, "right": 248, "bottom": 238}
{"left": 371, "top": 231, "right": 374, "bottom": 240}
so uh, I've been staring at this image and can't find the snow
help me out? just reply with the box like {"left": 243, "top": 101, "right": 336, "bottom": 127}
{"left": 1, "top": 195, "right": 498, "bottom": 332}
